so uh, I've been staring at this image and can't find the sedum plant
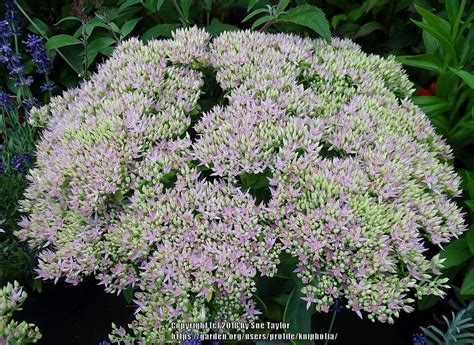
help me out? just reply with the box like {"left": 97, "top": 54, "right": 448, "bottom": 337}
{"left": 17, "top": 28, "right": 466, "bottom": 342}
{"left": 0, "top": 280, "right": 41, "bottom": 344}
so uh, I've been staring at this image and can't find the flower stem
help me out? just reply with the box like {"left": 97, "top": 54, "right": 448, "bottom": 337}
{"left": 324, "top": 309, "right": 337, "bottom": 345}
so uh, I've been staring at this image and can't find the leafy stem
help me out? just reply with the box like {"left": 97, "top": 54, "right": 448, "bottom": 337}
{"left": 14, "top": 0, "right": 82, "bottom": 76}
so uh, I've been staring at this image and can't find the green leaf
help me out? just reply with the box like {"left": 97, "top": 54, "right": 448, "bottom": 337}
{"left": 460, "top": 170, "right": 474, "bottom": 200}
{"left": 279, "top": 5, "right": 331, "bottom": 42}
{"left": 460, "top": 26, "right": 474, "bottom": 66}
{"left": 461, "top": 266, "right": 474, "bottom": 296}
{"left": 414, "top": 4, "right": 452, "bottom": 38}
{"left": 141, "top": 23, "right": 180, "bottom": 41}
{"left": 27, "top": 18, "right": 51, "bottom": 36}
{"left": 206, "top": 18, "right": 238, "bottom": 36}
{"left": 354, "top": 21, "right": 384, "bottom": 38}
{"left": 143, "top": 0, "right": 158, "bottom": 12}
{"left": 251, "top": 15, "right": 275, "bottom": 30}
{"left": 445, "top": 0, "right": 460, "bottom": 24}
{"left": 86, "top": 37, "right": 116, "bottom": 68}
{"left": 276, "top": 0, "right": 291, "bottom": 14}
{"left": 85, "top": 18, "right": 111, "bottom": 37}
{"left": 45, "top": 34, "right": 82, "bottom": 50}
{"left": 331, "top": 14, "right": 346, "bottom": 29}
{"left": 450, "top": 68, "right": 474, "bottom": 89}
{"left": 283, "top": 286, "right": 313, "bottom": 345}
{"left": 412, "top": 96, "right": 452, "bottom": 115}
{"left": 54, "top": 16, "right": 82, "bottom": 26}
{"left": 396, "top": 53, "right": 443, "bottom": 73}
{"left": 422, "top": 31, "right": 439, "bottom": 54}
{"left": 274, "top": 293, "right": 290, "bottom": 306}
{"left": 450, "top": 122, "right": 474, "bottom": 149}
{"left": 466, "top": 226, "right": 474, "bottom": 254}
{"left": 247, "top": 0, "right": 260, "bottom": 11}
{"left": 242, "top": 8, "right": 268, "bottom": 22}
{"left": 120, "top": 18, "right": 141, "bottom": 38}
{"left": 440, "top": 237, "right": 472, "bottom": 269}
{"left": 347, "top": 4, "right": 366, "bottom": 22}
{"left": 114, "top": 190, "right": 124, "bottom": 203}
{"left": 118, "top": 0, "right": 142, "bottom": 13}
{"left": 123, "top": 285, "right": 134, "bottom": 303}
{"left": 436, "top": 71, "right": 458, "bottom": 100}
{"left": 427, "top": 112, "right": 450, "bottom": 137}
{"left": 180, "top": 0, "right": 192, "bottom": 22}
{"left": 418, "top": 294, "right": 441, "bottom": 311}
{"left": 412, "top": 5, "right": 455, "bottom": 59}
{"left": 156, "top": 0, "right": 165, "bottom": 11}
{"left": 466, "top": 201, "right": 474, "bottom": 212}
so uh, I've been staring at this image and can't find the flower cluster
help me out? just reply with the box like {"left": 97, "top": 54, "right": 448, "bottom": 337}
{"left": 0, "top": 0, "right": 32, "bottom": 89}
{"left": 18, "top": 28, "right": 466, "bottom": 342}
{"left": 0, "top": 281, "right": 42, "bottom": 344}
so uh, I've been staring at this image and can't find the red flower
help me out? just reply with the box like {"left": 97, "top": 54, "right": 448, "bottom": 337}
{"left": 416, "top": 89, "right": 433, "bottom": 96}
{"left": 416, "top": 82, "right": 437, "bottom": 96}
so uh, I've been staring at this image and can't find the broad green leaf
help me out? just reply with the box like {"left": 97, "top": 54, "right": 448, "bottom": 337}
{"left": 412, "top": 96, "right": 452, "bottom": 115}
{"left": 247, "top": 0, "right": 260, "bottom": 11}
{"left": 86, "top": 37, "right": 116, "bottom": 68}
{"left": 118, "top": 0, "right": 142, "bottom": 13}
{"left": 108, "top": 22, "right": 121, "bottom": 34}
{"left": 414, "top": 4, "right": 452, "bottom": 38}
{"left": 467, "top": 201, "right": 474, "bottom": 212}
{"left": 143, "top": 0, "right": 158, "bottom": 12}
{"left": 206, "top": 18, "right": 238, "bottom": 36}
{"left": 331, "top": 14, "right": 346, "bottom": 29}
{"left": 123, "top": 285, "right": 134, "bottom": 303}
{"left": 278, "top": 5, "right": 331, "bottom": 42}
{"left": 462, "top": 170, "right": 474, "bottom": 199}
{"left": 436, "top": 71, "right": 458, "bottom": 100}
{"left": 85, "top": 18, "right": 111, "bottom": 37}
{"left": 427, "top": 113, "right": 450, "bottom": 138}
{"left": 460, "top": 24, "right": 474, "bottom": 66}
{"left": 354, "top": 21, "right": 384, "bottom": 38}
{"left": 418, "top": 294, "right": 441, "bottom": 311}
{"left": 396, "top": 53, "right": 443, "bottom": 73}
{"left": 412, "top": 19, "right": 456, "bottom": 59}
{"left": 440, "top": 237, "right": 472, "bottom": 269}
{"left": 240, "top": 172, "right": 258, "bottom": 188}
{"left": 274, "top": 293, "right": 290, "bottom": 306}
{"left": 422, "top": 31, "right": 439, "bottom": 54}
{"left": 450, "top": 68, "right": 474, "bottom": 89}
{"left": 347, "top": 4, "right": 366, "bottom": 22}
{"left": 466, "top": 226, "right": 474, "bottom": 254}
{"left": 283, "top": 286, "right": 313, "bottom": 345}
{"left": 156, "top": 0, "right": 165, "bottom": 11}
{"left": 54, "top": 16, "right": 82, "bottom": 26}
{"left": 445, "top": 0, "right": 460, "bottom": 24}
{"left": 450, "top": 123, "right": 474, "bottom": 149}
{"left": 242, "top": 8, "right": 268, "bottom": 22}
{"left": 251, "top": 15, "right": 275, "bottom": 30}
{"left": 114, "top": 190, "right": 124, "bottom": 203}
{"left": 45, "top": 34, "right": 81, "bottom": 50}
{"left": 461, "top": 266, "right": 474, "bottom": 296}
{"left": 276, "top": 0, "right": 291, "bottom": 14}
{"left": 141, "top": 23, "right": 179, "bottom": 41}
{"left": 180, "top": 0, "right": 192, "bottom": 22}
{"left": 27, "top": 18, "right": 51, "bottom": 36}
{"left": 120, "top": 18, "right": 141, "bottom": 38}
